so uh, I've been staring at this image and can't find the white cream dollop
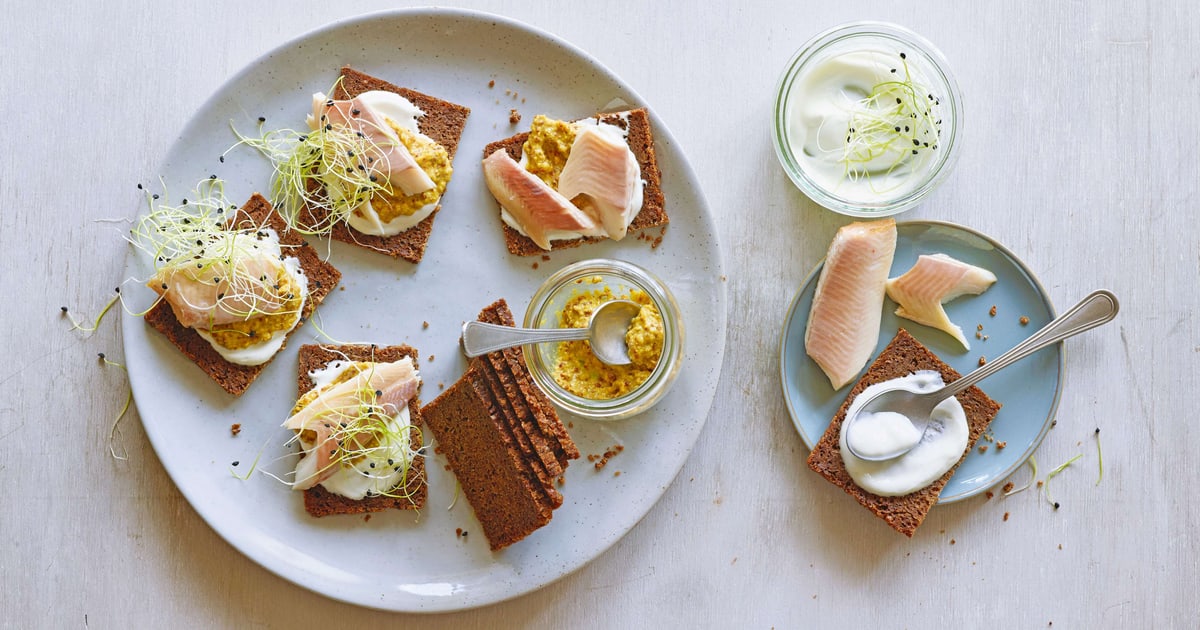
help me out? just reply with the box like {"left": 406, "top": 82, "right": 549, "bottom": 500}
{"left": 839, "top": 371, "right": 968, "bottom": 496}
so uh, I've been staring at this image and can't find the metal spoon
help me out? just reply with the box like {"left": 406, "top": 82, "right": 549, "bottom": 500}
{"left": 461, "top": 299, "right": 643, "bottom": 365}
{"left": 843, "top": 290, "right": 1120, "bottom": 462}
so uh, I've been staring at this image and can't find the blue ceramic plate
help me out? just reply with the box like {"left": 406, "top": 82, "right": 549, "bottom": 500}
{"left": 779, "top": 220, "right": 1062, "bottom": 502}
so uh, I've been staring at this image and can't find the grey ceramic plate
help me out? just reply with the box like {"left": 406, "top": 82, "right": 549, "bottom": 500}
{"left": 122, "top": 8, "right": 726, "bottom": 613}
{"left": 779, "top": 220, "right": 1062, "bottom": 502}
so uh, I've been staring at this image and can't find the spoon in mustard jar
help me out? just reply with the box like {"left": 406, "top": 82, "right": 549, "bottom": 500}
{"left": 462, "top": 299, "right": 642, "bottom": 365}
{"left": 843, "top": 290, "right": 1120, "bottom": 462}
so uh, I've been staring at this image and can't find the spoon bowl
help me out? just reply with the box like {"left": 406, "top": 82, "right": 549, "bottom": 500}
{"left": 844, "top": 290, "right": 1120, "bottom": 462}
{"left": 462, "top": 299, "right": 642, "bottom": 365}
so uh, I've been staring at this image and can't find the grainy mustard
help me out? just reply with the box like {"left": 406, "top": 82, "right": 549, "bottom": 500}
{"left": 552, "top": 283, "right": 664, "bottom": 399}
{"left": 365, "top": 122, "right": 452, "bottom": 222}
{"left": 520, "top": 115, "right": 576, "bottom": 188}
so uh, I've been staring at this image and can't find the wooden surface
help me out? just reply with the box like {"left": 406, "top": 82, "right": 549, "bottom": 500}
{"left": 4, "top": 0, "right": 1197, "bottom": 626}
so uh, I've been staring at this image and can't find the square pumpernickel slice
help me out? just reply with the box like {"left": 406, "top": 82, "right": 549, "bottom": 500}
{"left": 483, "top": 108, "right": 667, "bottom": 256}
{"left": 295, "top": 343, "right": 427, "bottom": 517}
{"left": 806, "top": 328, "right": 1002, "bottom": 537}
{"left": 298, "top": 66, "right": 470, "bottom": 264}
{"left": 143, "top": 193, "right": 340, "bottom": 396}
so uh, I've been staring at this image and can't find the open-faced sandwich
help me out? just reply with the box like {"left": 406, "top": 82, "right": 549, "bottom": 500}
{"left": 807, "top": 329, "right": 1002, "bottom": 536}
{"left": 137, "top": 187, "right": 340, "bottom": 396}
{"left": 482, "top": 109, "right": 667, "bottom": 255}
{"left": 284, "top": 344, "right": 427, "bottom": 516}
{"left": 242, "top": 66, "right": 470, "bottom": 263}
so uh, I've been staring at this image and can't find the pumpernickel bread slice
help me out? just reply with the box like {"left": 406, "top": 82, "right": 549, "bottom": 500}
{"left": 143, "top": 193, "right": 340, "bottom": 396}
{"left": 806, "top": 329, "right": 1002, "bottom": 537}
{"left": 296, "top": 344, "right": 426, "bottom": 517}
{"left": 298, "top": 66, "right": 470, "bottom": 264}
{"left": 422, "top": 364, "right": 554, "bottom": 550}
{"left": 483, "top": 108, "right": 667, "bottom": 256}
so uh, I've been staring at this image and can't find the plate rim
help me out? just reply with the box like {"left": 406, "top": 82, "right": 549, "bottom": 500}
{"left": 776, "top": 218, "right": 1063, "bottom": 503}
{"left": 123, "top": 6, "right": 727, "bottom": 613}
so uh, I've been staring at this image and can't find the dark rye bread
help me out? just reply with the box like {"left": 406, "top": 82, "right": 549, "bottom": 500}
{"left": 806, "top": 329, "right": 1002, "bottom": 537}
{"left": 300, "top": 66, "right": 470, "bottom": 264}
{"left": 479, "top": 300, "right": 579, "bottom": 464}
{"left": 466, "top": 365, "right": 563, "bottom": 509}
{"left": 483, "top": 108, "right": 667, "bottom": 256}
{"left": 296, "top": 344, "right": 427, "bottom": 517}
{"left": 422, "top": 364, "right": 554, "bottom": 550}
{"left": 143, "top": 194, "right": 340, "bottom": 396}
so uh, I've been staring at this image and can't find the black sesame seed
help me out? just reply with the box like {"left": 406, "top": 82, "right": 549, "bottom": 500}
{"left": 899, "top": 52, "right": 906, "bottom": 59}
{"left": 114, "top": 287, "right": 121, "bottom": 294}
{"left": 1095, "top": 427, "right": 1100, "bottom": 434}
{"left": 98, "top": 352, "right": 106, "bottom": 360}
{"left": 325, "top": 124, "right": 333, "bottom": 131}
{"left": 326, "top": 99, "right": 334, "bottom": 106}
{"left": 388, "top": 459, "right": 394, "bottom": 466}
{"left": 209, "top": 174, "right": 217, "bottom": 180}
{"left": 219, "top": 155, "right": 225, "bottom": 163}
{"left": 152, "top": 194, "right": 160, "bottom": 200}
{"left": 161, "top": 283, "right": 168, "bottom": 290}
{"left": 60, "top": 306, "right": 68, "bottom": 313}
{"left": 369, "top": 462, "right": 375, "bottom": 468}
{"left": 351, "top": 109, "right": 361, "bottom": 116}
{"left": 913, "top": 139, "right": 920, "bottom": 146}
{"left": 182, "top": 199, "right": 188, "bottom": 205}
{"left": 896, "top": 98, "right": 902, "bottom": 104}
{"left": 374, "top": 389, "right": 382, "bottom": 397}
{"left": 137, "top": 183, "right": 143, "bottom": 190}
{"left": 890, "top": 68, "right": 896, "bottom": 73}
{"left": 894, "top": 126, "right": 901, "bottom": 132}
{"left": 258, "top": 116, "right": 266, "bottom": 123}
{"left": 1053, "top": 502, "right": 1060, "bottom": 510}
{"left": 912, "top": 149, "right": 918, "bottom": 155}
{"left": 232, "top": 461, "right": 240, "bottom": 467}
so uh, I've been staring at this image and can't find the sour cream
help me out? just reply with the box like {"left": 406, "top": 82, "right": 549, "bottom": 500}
{"left": 839, "top": 371, "right": 968, "bottom": 496}
{"left": 784, "top": 47, "right": 944, "bottom": 203}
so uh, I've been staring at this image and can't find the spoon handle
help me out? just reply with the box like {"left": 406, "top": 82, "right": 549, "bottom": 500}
{"left": 461, "top": 321, "right": 589, "bottom": 357}
{"left": 938, "top": 290, "right": 1120, "bottom": 399}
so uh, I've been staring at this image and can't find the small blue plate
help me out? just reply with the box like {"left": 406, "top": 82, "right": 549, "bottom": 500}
{"left": 779, "top": 220, "right": 1062, "bottom": 502}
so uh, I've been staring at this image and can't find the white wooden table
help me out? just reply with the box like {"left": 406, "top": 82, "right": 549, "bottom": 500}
{"left": 4, "top": 1, "right": 1196, "bottom": 626}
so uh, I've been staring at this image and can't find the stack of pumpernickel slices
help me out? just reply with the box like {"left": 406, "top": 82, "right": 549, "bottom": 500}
{"left": 422, "top": 299, "right": 579, "bottom": 550}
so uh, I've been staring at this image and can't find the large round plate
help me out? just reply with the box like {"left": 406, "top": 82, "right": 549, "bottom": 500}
{"left": 122, "top": 8, "right": 726, "bottom": 612}
{"left": 779, "top": 220, "right": 1060, "bottom": 502}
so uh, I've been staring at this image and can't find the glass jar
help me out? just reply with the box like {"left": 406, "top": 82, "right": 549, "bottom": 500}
{"left": 524, "top": 259, "right": 684, "bottom": 420}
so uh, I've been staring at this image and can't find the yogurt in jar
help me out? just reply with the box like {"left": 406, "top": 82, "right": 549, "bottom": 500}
{"left": 784, "top": 44, "right": 947, "bottom": 204}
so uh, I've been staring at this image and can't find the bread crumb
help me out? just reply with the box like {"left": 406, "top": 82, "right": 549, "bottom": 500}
{"left": 977, "top": 323, "right": 984, "bottom": 331}
{"left": 230, "top": 423, "right": 242, "bottom": 437}
{"left": 363, "top": 514, "right": 371, "bottom": 522}
{"left": 982, "top": 334, "right": 989, "bottom": 341}
{"left": 504, "top": 89, "right": 511, "bottom": 95}
{"left": 613, "top": 470, "right": 621, "bottom": 477}
{"left": 1003, "top": 512, "right": 1010, "bottom": 522}
{"left": 532, "top": 262, "right": 539, "bottom": 269}
{"left": 567, "top": 421, "right": 574, "bottom": 428}
{"left": 488, "top": 79, "right": 495, "bottom": 88}
{"left": 975, "top": 330, "right": 982, "bottom": 340}
{"left": 985, "top": 491, "right": 994, "bottom": 500}
{"left": 978, "top": 356, "right": 987, "bottom": 366}
{"left": 557, "top": 475, "right": 565, "bottom": 487}
{"left": 1002, "top": 481, "right": 1015, "bottom": 493}
{"left": 422, "top": 321, "right": 429, "bottom": 329}
{"left": 1037, "top": 480, "right": 1044, "bottom": 488}
{"left": 509, "top": 108, "right": 521, "bottom": 124}
{"left": 949, "top": 539, "right": 956, "bottom": 545}
{"left": 542, "top": 255, "right": 551, "bottom": 261}
{"left": 1057, "top": 544, "right": 1062, "bottom": 550}
{"left": 997, "top": 441, "right": 1007, "bottom": 449}
{"left": 989, "top": 305, "right": 997, "bottom": 317}
{"left": 1020, "top": 315, "right": 1030, "bottom": 326}
{"left": 978, "top": 445, "right": 988, "bottom": 453}
{"left": 339, "top": 286, "right": 346, "bottom": 291}
{"left": 427, "top": 354, "right": 435, "bottom": 363}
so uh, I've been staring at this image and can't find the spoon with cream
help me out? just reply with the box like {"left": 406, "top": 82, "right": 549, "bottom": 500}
{"left": 844, "top": 290, "right": 1120, "bottom": 462}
